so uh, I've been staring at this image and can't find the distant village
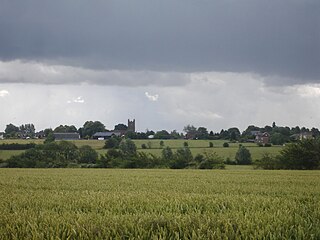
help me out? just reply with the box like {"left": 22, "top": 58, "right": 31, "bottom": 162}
{"left": 0, "top": 119, "right": 318, "bottom": 146}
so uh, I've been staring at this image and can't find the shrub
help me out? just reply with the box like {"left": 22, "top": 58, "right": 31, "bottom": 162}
{"left": 198, "top": 152, "right": 225, "bottom": 169}
{"left": 223, "top": 142, "right": 229, "bottom": 148}
{"left": 78, "top": 145, "right": 98, "bottom": 164}
{"left": 264, "top": 143, "right": 272, "bottom": 147}
{"left": 141, "top": 144, "right": 147, "bottom": 149}
{"left": 235, "top": 146, "right": 252, "bottom": 165}
{"left": 209, "top": 142, "right": 213, "bottom": 148}
{"left": 255, "top": 153, "right": 280, "bottom": 169}
{"left": 104, "top": 137, "right": 121, "bottom": 149}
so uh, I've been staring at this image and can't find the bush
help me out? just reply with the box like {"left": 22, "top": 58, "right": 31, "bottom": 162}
{"left": 104, "top": 137, "right": 121, "bottom": 149}
{"left": 119, "top": 139, "right": 137, "bottom": 156}
{"left": 235, "top": 146, "right": 252, "bottom": 165}
{"left": 198, "top": 152, "right": 225, "bottom": 169}
{"left": 141, "top": 144, "right": 147, "bottom": 149}
{"left": 183, "top": 142, "right": 189, "bottom": 147}
{"left": 255, "top": 153, "right": 280, "bottom": 169}
{"left": 209, "top": 142, "right": 213, "bottom": 148}
{"left": 223, "top": 142, "right": 229, "bottom": 148}
{"left": 264, "top": 143, "right": 272, "bottom": 147}
{"left": 78, "top": 145, "right": 98, "bottom": 164}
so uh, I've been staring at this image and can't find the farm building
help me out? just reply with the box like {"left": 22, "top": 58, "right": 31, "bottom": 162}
{"left": 93, "top": 131, "right": 121, "bottom": 140}
{"left": 53, "top": 132, "right": 80, "bottom": 140}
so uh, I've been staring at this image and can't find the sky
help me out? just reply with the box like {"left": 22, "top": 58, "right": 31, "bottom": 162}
{"left": 0, "top": 0, "right": 319, "bottom": 133}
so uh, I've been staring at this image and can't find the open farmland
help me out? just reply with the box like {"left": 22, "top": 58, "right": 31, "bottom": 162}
{"left": 0, "top": 139, "right": 282, "bottom": 161}
{"left": 0, "top": 168, "right": 319, "bottom": 239}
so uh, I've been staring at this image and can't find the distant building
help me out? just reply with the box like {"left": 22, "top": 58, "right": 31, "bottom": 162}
{"left": 53, "top": 132, "right": 80, "bottom": 140}
{"left": 92, "top": 131, "right": 121, "bottom": 140}
{"left": 0, "top": 132, "right": 4, "bottom": 140}
{"left": 255, "top": 132, "right": 270, "bottom": 144}
{"left": 127, "top": 119, "right": 136, "bottom": 132}
{"left": 299, "top": 132, "right": 314, "bottom": 140}
{"left": 291, "top": 132, "right": 314, "bottom": 141}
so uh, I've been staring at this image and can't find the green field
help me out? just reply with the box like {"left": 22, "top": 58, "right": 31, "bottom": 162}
{"left": 0, "top": 168, "right": 319, "bottom": 239}
{"left": 0, "top": 139, "right": 282, "bottom": 161}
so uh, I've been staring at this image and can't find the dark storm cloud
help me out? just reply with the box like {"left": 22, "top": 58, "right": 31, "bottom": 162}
{"left": 0, "top": 0, "right": 319, "bottom": 85}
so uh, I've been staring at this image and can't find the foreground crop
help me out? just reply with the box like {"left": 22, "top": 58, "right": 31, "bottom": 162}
{"left": 0, "top": 169, "right": 319, "bottom": 239}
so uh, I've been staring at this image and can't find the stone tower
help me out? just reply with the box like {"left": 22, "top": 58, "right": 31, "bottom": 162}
{"left": 127, "top": 119, "right": 136, "bottom": 132}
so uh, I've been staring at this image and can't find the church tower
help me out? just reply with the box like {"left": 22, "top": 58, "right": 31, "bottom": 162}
{"left": 127, "top": 119, "right": 136, "bottom": 132}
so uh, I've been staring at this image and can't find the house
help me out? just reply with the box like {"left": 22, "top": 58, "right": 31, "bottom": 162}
{"left": 0, "top": 132, "right": 4, "bottom": 140}
{"left": 53, "top": 132, "right": 80, "bottom": 140}
{"left": 299, "top": 132, "right": 314, "bottom": 140}
{"left": 255, "top": 132, "right": 270, "bottom": 144}
{"left": 291, "top": 132, "right": 314, "bottom": 141}
{"left": 92, "top": 131, "right": 121, "bottom": 140}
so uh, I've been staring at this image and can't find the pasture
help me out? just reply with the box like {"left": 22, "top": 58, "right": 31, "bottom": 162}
{"left": 0, "top": 168, "right": 319, "bottom": 239}
{"left": 0, "top": 139, "right": 283, "bottom": 161}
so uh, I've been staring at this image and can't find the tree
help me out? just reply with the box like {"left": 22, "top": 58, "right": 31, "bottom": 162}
{"left": 81, "top": 121, "right": 105, "bottom": 138}
{"left": 54, "top": 125, "right": 77, "bottom": 133}
{"left": 228, "top": 127, "right": 240, "bottom": 141}
{"left": 78, "top": 145, "right": 98, "bottom": 164}
{"left": 119, "top": 139, "right": 137, "bottom": 156}
{"left": 160, "top": 140, "right": 164, "bottom": 148}
{"left": 154, "top": 130, "right": 171, "bottom": 139}
{"left": 104, "top": 137, "right": 121, "bottom": 149}
{"left": 279, "top": 139, "right": 320, "bottom": 169}
{"left": 170, "top": 146, "right": 193, "bottom": 169}
{"left": 162, "top": 146, "right": 174, "bottom": 161}
{"left": 235, "top": 146, "right": 252, "bottom": 165}
{"left": 5, "top": 123, "right": 19, "bottom": 138}
{"left": 271, "top": 133, "right": 287, "bottom": 145}
{"left": 197, "top": 127, "right": 208, "bottom": 139}
{"left": 114, "top": 123, "right": 128, "bottom": 131}
{"left": 19, "top": 123, "right": 36, "bottom": 138}
{"left": 44, "top": 132, "right": 55, "bottom": 144}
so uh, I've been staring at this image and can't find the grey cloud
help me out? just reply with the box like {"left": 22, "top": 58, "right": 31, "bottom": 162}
{"left": 0, "top": 0, "right": 319, "bottom": 85}
{"left": 0, "top": 60, "right": 190, "bottom": 86}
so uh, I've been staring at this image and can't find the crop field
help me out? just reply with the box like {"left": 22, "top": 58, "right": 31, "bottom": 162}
{"left": 0, "top": 168, "right": 319, "bottom": 239}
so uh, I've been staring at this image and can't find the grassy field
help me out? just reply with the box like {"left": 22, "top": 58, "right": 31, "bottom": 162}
{"left": 0, "top": 168, "right": 319, "bottom": 239}
{"left": 0, "top": 139, "right": 283, "bottom": 161}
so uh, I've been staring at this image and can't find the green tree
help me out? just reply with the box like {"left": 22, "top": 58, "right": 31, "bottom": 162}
{"left": 104, "top": 137, "right": 121, "bottom": 149}
{"left": 161, "top": 146, "right": 174, "bottom": 161}
{"left": 114, "top": 123, "right": 128, "bottom": 131}
{"left": 235, "top": 146, "right": 252, "bottom": 165}
{"left": 54, "top": 125, "right": 77, "bottom": 133}
{"left": 154, "top": 130, "right": 171, "bottom": 139}
{"left": 78, "top": 145, "right": 98, "bottom": 164}
{"left": 5, "top": 123, "right": 19, "bottom": 138}
{"left": 81, "top": 121, "right": 106, "bottom": 138}
{"left": 160, "top": 140, "right": 164, "bottom": 148}
{"left": 170, "top": 146, "right": 193, "bottom": 169}
{"left": 279, "top": 139, "right": 320, "bottom": 169}
{"left": 271, "top": 133, "right": 287, "bottom": 145}
{"left": 119, "top": 139, "right": 137, "bottom": 156}
{"left": 44, "top": 132, "right": 55, "bottom": 144}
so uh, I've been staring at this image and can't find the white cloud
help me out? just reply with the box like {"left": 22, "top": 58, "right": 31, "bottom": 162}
{"left": 0, "top": 90, "right": 9, "bottom": 97}
{"left": 288, "top": 84, "right": 320, "bottom": 98}
{"left": 67, "top": 96, "right": 85, "bottom": 104}
{"left": 145, "top": 92, "right": 159, "bottom": 101}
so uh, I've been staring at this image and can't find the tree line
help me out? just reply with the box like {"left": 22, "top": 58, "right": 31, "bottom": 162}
{"left": 3, "top": 121, "right": 320, "bottom": 146}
